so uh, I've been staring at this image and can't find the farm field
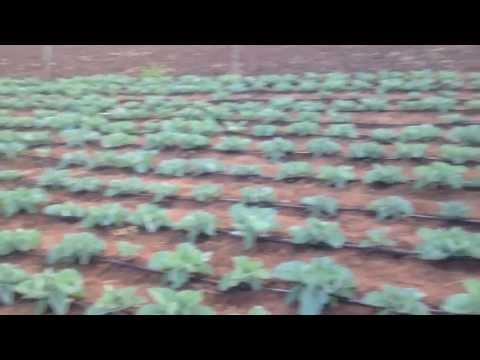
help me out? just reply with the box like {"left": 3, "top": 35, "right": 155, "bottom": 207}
{"left": 1, "top": 70, "right": 480, "bottom": 315}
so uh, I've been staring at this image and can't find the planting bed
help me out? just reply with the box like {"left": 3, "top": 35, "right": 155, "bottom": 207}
{"left": 1, "top": 70, "right": 480, "bottom": 315}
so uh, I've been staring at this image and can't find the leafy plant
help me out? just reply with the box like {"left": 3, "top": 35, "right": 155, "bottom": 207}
{"left": 347, "top": 142, "right": 385, "bottom": 159}
{"left": 86, "top": 286, "right": 146, "bottom": 315}
{"left": 174, "top": 211, "right": 217, "bottom": 243}
{"left": 413, "top": 162, "right": 466, "bottom": 189}
{"left": 289, "top": 219, "right": 346, "bottom": 248}
{"left": 399, "top": 124, "right": 441, "bottom": 142}
{"left": 0, "top": 264, "right": 30, "bottom": 305}
{"left": 230, "top": 204, "right": 279, "bottom": 250}
{"left": 228, "top": 165, "right": 263, "bottom": 177}
{"left": 300, "top": 195, "right": 338, "bottom": 217}
{"left": 368, "top": 196, "right": 414, "bottom": 220}
{"left": 81, "top": 203, "right": 130, "bottom": 228}
{"left": 104, "top": 177, "right": 146, "bottom": 197}
{"left": 137, "top": 287, "right": 215, "bottom": 315}
{"left": 259, "top": 138, "right": 295, "bottom": 162}
{"left": 240, "top": 186, "right": 277, "bottom": 204}
{"left": 438, "top": 201, "right": 472, "bottom": 220}
{"left": 42, "top": 202, "right": 87, "bottom": 219}
{"left": 147, "top": 183, "right": 179, "bottom": 202}
{"left": 127, "top": 204, "right": 172, "bottom": 233}
{"left": 439, "top": 145, "right": 480, "bottom": 164}
{"left": 251, "top": 125, "right": 278, "bottom": 137}
{"left": 441, "top": 279, "right": 480, "bottom": 314}
{"left": 100, "top": 133, "right": 138, "bottom": 148}
{"left": 306, "top": 138, "right": 341, "bottom": 157}
{"left": 272, "top": 257, "right": 356, "bottom": 315}
{"left": 147, "top": 243, "right": 214, "bottom": 289}
{"left": 15, "top": 268, "right": 84, "bottom": 315}
{"left": 214, "top": 137, "right": 252, "bottom": 152}
{"left": 325, "top": 124, "right": 358, "bottom": 138}
{"left": 156, "top": 159, "right": 189, "bottom": 177}
{"left": 0, "top": 188, "right": 49, "bottom": 217}
{"left": 37, "top": 168, "right": 70, "bottom": 188}
{"left": 285, "top": 122, "right": 320, "bottom": 136}
{"left": 371, "top": 129, "right": 398, "bottom": 144}
{"left": 191, "top": 184, "right": 224, "bottom": 202}
{"left": 447, "top": 125, "right": 480, "bottom": 146}
{"left": 363, "top": 165, "right": 408, "bottom": 185}
{"left": 47, "top": 233, "right": 106, "bottom": 265}
{"left": 362, "top": 285, "right": 431, "bottom": 315}
{"left": 416, "top": 227, "right": 480, "bottom": 260}
{"left": 247, "top": 306, "right": 271, "bottom": 315}
{"left": 393, "top": 143, "right": 428, "bottom": 159}
{"left": 0, "top": 169, "right": 23, "bottom": 182}
{"left": 218, "top": 256, "right": 270, "bottom": 291}
{"left": 317, "top": 165, "right": 357, "bottom": 188}
{"left": 276, "top": 161, "right": 314, "bottom": 180}
{"left": 188, "top": 158, "right": 225, "bottom": 176}
{"left": 60, "top": 128, "right": 100, "bottom": 147}
{"left": 116, "top": 241, "right": 144, "bottom": 259}
{"left": 359, "top": 228, "right": 396, "bottom": 248}
{"left": 63, "top": 176, "right": 104, "bottom": 193}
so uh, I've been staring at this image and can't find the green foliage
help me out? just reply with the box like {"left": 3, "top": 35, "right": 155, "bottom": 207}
{"left": 371, "top": 129, "right": 398, "bottom": 144}
{"left": 191, "top": 184, "right": 224, "bottom": 202}
{"left": 440, "top": 113, "right": 470, "bottom": 124}
{"left": 358, "top": 97, "right": 389, "bottom": 111}
{"left": 47, "top": 233, "right": 106, "bottom": 265}
{"left": 174, "top": 211, "right": 217, "bottom": 243}
{"left": 15, "top": 268, "right": 84, "bottom": 315}
{"left": 259, "top": 137, "right": 295, "bottom": 162}
{"left": 116, "top": 151, "right": 157, "bottom": 174}
{"left": 104, "top": 177, "right": 146, "bottom": 197}
{"left": 317, "top": 165, "right": 357, "bottom": 188}
{"left": 347, "top": 142, "right": 385, "bottom": 159}
{"left": 137, "top": 287, "right": 215, "bottom": 315}
{"left": 116, "top": 241, "right": 143, "bottom": 259}
{"left": 393, "top": 143, "right": 428, "bottom": 159}
{"left": 0, "top": 188, "right": 49, "bottom": 217}
{"left": 218, "top": 256, "right": 270, "bottom": 291}
{"left": 0, "top": 229, "right": 41, "bottom": 256}
{"left": 42, "top": 202, "right": 86, "bottom": 219}
{"left": 447, "top": 125, "right": 480, "bottom": 146}
{"left": 147, "top": 243, "right": 213, "bottom": 289}
{"left": 273, "top": 257, "right": 356, "bottom": 315}
{"left": 228, "top": 165, "right": 263, "bottom": 177}
{"left": 86, "top": 286, "right": 146, "bottom": 315}
{"left": 230, "top": 204, "right": 279, "bottom": 250}
{"left": 247, "top": 306, "right": 271, "bottom": 315}
{"left": 362, "top": 285, "right": 431, "bottom": 315}
{"left": 325, "top": 124, "right": 358, "bottom": 138}
{"left": 0, "top": 264, "right": 30, "bottom": 305}
{"left": 146, "top": 183, "right": 179, "bottom": 202}
{"left": 306, "top": 138, "right": 341, "bottom": 157}
{"left": 60, "top": 128, "right": 100, "bottom": 147}
{"left": 37, "top": 168, "right": 70, "bottom": 188}
{"left": 289, "top": 219, "right": 346, "bottom": 248}
{"left": 156, "top": 159, "right": 189, "bottom": 177}
{"left": 100, "top": 133, "right": 138, "bottom": 148}
{"left": 63, "top": 176, "right": 104, "bottom": 193}
{"left": 0, "top": 170, "right": 23, "bottom": 181}
{"left": 128, "top": 204, "right": 172, "bottom": 232}
{"left": 188, "top": 158, "right": 225, "bottom": 176}
{"left": 57, "top": 151, "right": 90, "bottom": 168}
{"left": 441, "top": 279, "right": 480, "bottom": 314}
{"left": 214, "top": 137, "right": 251, "bottom": 152}
{"left": 285, "top": 122, "right": 320, "bottom": 136}
{"left": 363, "top": 165, "right": 408, "bottom": 185}
{"left": 81, "top": 203, "right": 130, "bottom": 228}
{"left": 359, "top": 228, "right": 396, "bottom": 248}
{"left": 416, "top": 227, "right": 480, "bottom": 260}
{"left": 300, "top": 196, "right": 338, "bottom": 217}
{"left": 438, "top": 201, "right": 472, "bottom": 220}
{"left": 0, "top": 142, "right": 27, "bottom": 159}
{"left": 399, "top": 124, "right": 441, "bottom": 142}
{"left": 368, "top": 196, "right": 414, "bottom": 220}
{"left": 240, "top": 186, "right": 277, "bottom": 204}
{"left": 413, "top": 162, "right": 466, "bottom": 189}
{"left": 276, "top": 161, "right": 314, "bottom": 180}
{"left": 439, "top": 145, "right": 480, "bottom": 164}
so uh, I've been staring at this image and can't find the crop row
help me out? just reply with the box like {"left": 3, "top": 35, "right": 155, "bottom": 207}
{"left": 2, "top": 228, "right": 480, "bottom": 315}
{"left": 5, "top": 169, "right": 479, "bottom": 225}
